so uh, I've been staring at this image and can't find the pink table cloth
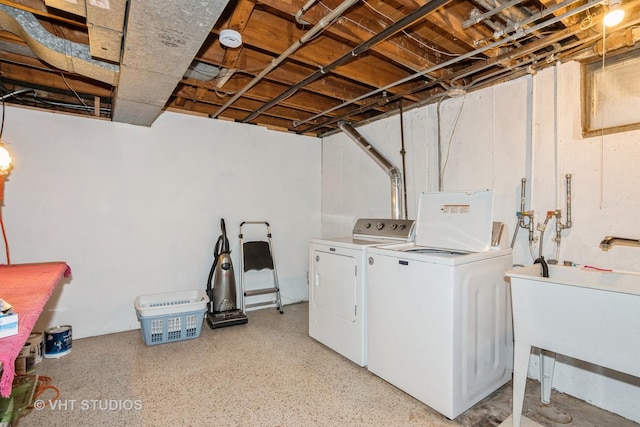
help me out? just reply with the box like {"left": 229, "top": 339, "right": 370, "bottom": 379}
{"left": 0, "top": 262, "right": 71, "bottom": 397}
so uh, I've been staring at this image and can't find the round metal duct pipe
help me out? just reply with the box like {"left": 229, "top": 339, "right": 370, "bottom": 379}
{"left": 337, "top": 121, "right": 405, "bottom": 220}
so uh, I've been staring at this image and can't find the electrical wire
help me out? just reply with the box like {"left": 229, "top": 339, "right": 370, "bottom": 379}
{"left": 359, "top": 0, "right": 451, "bottom": 57}
{"left": 0, "top": 86, "right": 109, "bottom": 115}
{"left": 436, "top": 95, "right": 444, "bottom": 191}
{"left": 233, "top": 64, "right": 272, "bottom": 74}
{"left": 438, "top": 94, "right": 466, "bottom": 190}
{"left": 0, "top": 87, "right": 10, "bottom": 265}
{"left": 213, "top": 88, "right": 237, "bottom": 98}
{"left": 60, "top": 73, "right": 91, "bottom": 112}
{"left": 0, "top": 209, "right": 9, "bottom": 265}
{"left": 0, "top": 89, "right": 5, "bottom": 141}
{"left": 321, "top": 0, "right": 487, "bottom": 62}
{"left": 300, "top": 6, "right": 347, "bottom": 46}
{"left": 599, "top": 24, "right": 606, "bottom": 209}
{"left": 26, "top": 376, "right": 60, "bottom": 409}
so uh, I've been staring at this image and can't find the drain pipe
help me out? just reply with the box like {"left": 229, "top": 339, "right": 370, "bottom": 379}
{"left": 338, "top": 121, "right": 405, "bottom": 220}
{"left": 398, "top": 102, "right": 409, "bottom": 218}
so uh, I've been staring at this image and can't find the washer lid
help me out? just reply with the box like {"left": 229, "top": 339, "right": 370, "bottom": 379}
{"left": 414, "top": 190, "right": 494, "bottom": 252}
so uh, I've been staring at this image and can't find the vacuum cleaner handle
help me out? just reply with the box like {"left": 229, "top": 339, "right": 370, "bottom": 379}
{"left": 206, "top": 236, "right": 222, "bottom": 305}
{"left": 220, "top": 218, "right": 231, "bottom": 253}
{"left": 206, "top": 218, "right": 232, "bottom": 307}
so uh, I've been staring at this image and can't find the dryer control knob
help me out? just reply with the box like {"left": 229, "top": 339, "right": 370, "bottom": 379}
{"left": 390, "top": 223, "right": 398, "bottom": 230}
{"left": 399, "top": 224, "right": 406, "bottom": 230}
{"left": 364, "top": 223, "right": 371, "bottom": 228}
{"left": 376, "top": 222, "right": 384, "bottom": 230}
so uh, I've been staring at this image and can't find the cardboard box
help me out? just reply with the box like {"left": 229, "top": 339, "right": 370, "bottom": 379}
{"left": 0, "top": 313, "right": 18, "bottom": 338}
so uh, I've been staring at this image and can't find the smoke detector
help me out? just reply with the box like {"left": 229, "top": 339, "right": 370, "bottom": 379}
{"left": 219, "top": 29, "right": 242, "bottom": 48}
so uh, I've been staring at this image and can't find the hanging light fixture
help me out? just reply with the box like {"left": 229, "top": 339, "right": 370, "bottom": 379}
{"left": 0, "top": 141, "right": 12, "bottom": 202}
{"left": 0, "top": 96, "right": 14, "bottom": 265}
{"left": 604, "top": 0, "right": 624, "bottom": 27}
{"left": 0, "top": 143, "right": 11, "bottom": 175}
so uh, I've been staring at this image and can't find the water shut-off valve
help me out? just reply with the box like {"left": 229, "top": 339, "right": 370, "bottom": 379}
{"left": 515, "top": 174, "right": 573, "bottom": 260}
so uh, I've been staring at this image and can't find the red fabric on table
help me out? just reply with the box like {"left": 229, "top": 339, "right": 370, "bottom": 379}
{"left": 0, "top": 262, "right": 71, "bottom": 397}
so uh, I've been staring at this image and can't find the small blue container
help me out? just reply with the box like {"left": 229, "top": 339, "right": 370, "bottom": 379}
{"left": 44, "top": 325, "right": 72, "bottom": 358}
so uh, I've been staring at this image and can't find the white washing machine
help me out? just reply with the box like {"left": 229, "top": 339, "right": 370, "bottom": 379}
{"left": 366, "top": 190, "right": 513, "bottom": 419}
{"left": 308, "top": 218, "right": 415, "bottom": 367}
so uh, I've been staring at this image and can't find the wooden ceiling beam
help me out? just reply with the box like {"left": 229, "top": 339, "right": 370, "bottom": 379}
{"left": 171, "top": 88, "right": 373, "bottom": 126}
{"left": 422, "top": 1, "right": 502, "bottom": 57}
{"left": 193, "top": 47, "right": 391, "bottom": 107}
{"left": 175, "top": 77, "right": 367, "bottom": 118}
{"left": 178, "top": 69, "right": 393, "bottom": 121}
{"left": 258, "top": 0, "right": 442, "bottom": 73}
{"left": 0, "top": 55, "right": 112, "bottom": 96}
{"left": 215, "top": 0, "right": 256, "bottom": 87}
{"left": 0, "top": 0, "right": 86, "bottom": 28}
{"left": 232, "top": 9, "right": 426, "bottom": 96}
{"left": 168, "top": 99, "right": 303, "bottom": 132}
{"left": 252, "top": 11, "right": 428, "bottom": 92}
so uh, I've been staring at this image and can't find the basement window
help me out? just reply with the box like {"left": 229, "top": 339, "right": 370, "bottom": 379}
{"left": 581, "top": 49, "right": 640, "bottom": 138}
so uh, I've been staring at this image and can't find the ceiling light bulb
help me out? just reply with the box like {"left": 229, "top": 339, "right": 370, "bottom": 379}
{"left": 604, "top": 0, "right": 624, "bottom": 27}
{"left": 0, "top": 143, "right": 12, "bottom": 176}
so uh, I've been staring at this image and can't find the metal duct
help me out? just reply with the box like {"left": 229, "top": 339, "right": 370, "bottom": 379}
{"left": 184, "top": 62, "right": 222, "bottom": 82}
{"left": 45, "top": 0, "right": 127, "bottom": 63}
{"left": 85, "top": 0, "right": 127, "bottom": 64}
{"left": 337, "top": 121, "right": 405, "bottom": 220}
{"left": 0, "top": 2, "right": 231, "bottom": 127}
{"left": 113, "top": 0, "right": 231, "bottom": 126}
{"left": 0, "top": 4, "right": 118, "bottom": 85}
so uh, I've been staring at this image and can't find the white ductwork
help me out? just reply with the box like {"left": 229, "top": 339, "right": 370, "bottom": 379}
{"left": 337, "top": 121, "right": 405, "bottom": 220}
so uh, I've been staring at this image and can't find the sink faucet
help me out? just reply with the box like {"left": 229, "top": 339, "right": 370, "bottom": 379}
{"left": 599, "top": 236, "right": 640, "bottom": 251}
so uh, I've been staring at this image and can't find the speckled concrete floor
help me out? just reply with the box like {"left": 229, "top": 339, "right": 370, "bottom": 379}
{"left": 15, "top": 303, "right": 639, "bottom": 426}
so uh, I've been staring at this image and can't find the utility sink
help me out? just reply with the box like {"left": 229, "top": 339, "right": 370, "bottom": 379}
{"left": 506, "top": 264, "right": 640, "bottom": 427}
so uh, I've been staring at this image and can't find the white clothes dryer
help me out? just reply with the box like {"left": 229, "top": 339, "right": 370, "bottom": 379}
{"left": 308, "top": 218, "right": 415, "bottom": 367}
{"left": 366, "top": 191, "right": 513, "bottom": 419}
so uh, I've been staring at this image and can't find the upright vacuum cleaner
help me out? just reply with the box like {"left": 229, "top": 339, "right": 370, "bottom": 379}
{"left": 205, "top": 218, "right": 248, "bottom": 329}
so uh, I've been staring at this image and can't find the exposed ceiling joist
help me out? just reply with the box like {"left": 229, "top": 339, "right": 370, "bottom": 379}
{"left": 0, "top": 0, "right": 637, "bottom": 135}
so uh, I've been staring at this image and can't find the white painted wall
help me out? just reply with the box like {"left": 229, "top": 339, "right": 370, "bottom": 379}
{"left": 1, "top": 108, "right": 321, "bottom": 339}
{"left": 321, "top": 107, "right": 429, "bottom": 237}
{"left": 2, "top": 58, "right": 638, "bottom": 421}
{"left": 321, "top": 61, "right": 640, "bottom": 422}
